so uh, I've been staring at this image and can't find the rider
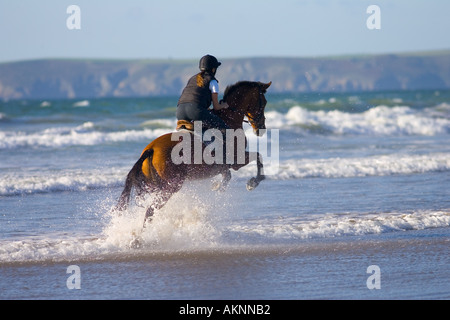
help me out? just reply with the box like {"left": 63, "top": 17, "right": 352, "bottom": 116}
{"left": 176, "top": 55, "right": 230, "bottom": 132}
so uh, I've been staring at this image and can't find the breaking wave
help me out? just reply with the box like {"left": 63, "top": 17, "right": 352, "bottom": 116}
{"left": 1, "top": 152, "right": 449, "bottom": 196}
{"left": 0, "top": 122, "right": 172, "bottom": 149}
{"left": 1, "top": 104, "right": 449, "bottom": 150}
{"left": 246, "top": 152, "right": 450, "bottom": 179}
{"left": 0, "top": 167, "right": 128, "bottom": 196}
{"left": 1, "top": 205, "right": 448, "bottom": 265}
{"left": 225, "top": 210, "right": 450, "bottom": 240}
{"left": 265, "top": 104, "right": 450, "bottom": 136}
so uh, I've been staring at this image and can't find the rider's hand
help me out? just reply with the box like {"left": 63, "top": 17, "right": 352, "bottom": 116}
{"left": 219, "top": 101, "right": 229, "bottom": 110}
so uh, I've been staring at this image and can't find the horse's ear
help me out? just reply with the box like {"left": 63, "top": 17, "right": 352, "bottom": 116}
{"left": 261, "top": 81, "right": 272, "bottom": 91}
{"left": 263, "top": 81, "right": 272, "bottom": 89}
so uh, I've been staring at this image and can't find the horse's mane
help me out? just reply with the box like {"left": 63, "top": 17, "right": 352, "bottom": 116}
{"left": 223, "top": 81, "right": 266, "bottom": 101}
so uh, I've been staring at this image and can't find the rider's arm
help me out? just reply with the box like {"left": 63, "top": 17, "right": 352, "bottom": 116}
{"left": 210, "top": 80, "right": 228, "bottom": 111}
{"left": 212, "top": 93, "right": 228, "bottom": 110}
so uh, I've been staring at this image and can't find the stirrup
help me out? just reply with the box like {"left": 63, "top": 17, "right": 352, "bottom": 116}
{"left": 176, "top": 120, "right": 194, "bottom": 131}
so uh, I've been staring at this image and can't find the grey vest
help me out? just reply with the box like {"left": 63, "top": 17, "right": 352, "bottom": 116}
{"left": 178, "top": 72, "right": 217, "bottom": 109}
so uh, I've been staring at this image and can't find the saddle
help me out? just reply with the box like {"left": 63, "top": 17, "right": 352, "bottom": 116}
{"left": 175, "top": 120, "right": 227, "bottom": 150}
{"left": 176, "top": 120, "right": 194, "bottom": 131}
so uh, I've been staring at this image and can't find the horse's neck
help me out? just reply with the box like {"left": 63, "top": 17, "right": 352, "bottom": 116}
{"left": 221, "top": 91, "right": 254, "bottom": 129}
{"left": 218, "top": 107, "right": 245, "bottom": 129}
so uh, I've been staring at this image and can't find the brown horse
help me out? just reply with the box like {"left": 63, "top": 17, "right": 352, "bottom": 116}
{"left": 114, "top": 81, "right": 272, "bottom": 226}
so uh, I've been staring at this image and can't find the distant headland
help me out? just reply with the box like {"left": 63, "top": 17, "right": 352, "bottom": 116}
{"left": 1, "top": 50, "right": 449, "bottom": 100}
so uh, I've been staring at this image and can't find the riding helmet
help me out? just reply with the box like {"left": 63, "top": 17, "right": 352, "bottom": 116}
{"left": 199, "top": 55, "right": 221, "bottom": 72}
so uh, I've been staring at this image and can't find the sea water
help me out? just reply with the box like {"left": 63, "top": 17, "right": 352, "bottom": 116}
{"left": 0, "top": 90, "right": 449, "bottom": 300}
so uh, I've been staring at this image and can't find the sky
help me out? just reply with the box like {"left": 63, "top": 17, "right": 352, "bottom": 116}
{"left": 0, "top": 0, "right": 449, "bottom": 63}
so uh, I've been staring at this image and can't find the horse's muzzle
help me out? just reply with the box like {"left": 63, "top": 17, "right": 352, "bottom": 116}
{"left": 254, "top": 127, "right": 266, "bottom": 137}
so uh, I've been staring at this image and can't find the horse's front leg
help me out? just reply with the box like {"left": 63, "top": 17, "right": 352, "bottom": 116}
{"left": 246, "top": 151, "right": 265, "bottom": 191}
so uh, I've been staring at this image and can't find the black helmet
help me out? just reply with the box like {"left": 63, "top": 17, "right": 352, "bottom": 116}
{"left": 199, "top": 55, "right": 221, "bottom": 72}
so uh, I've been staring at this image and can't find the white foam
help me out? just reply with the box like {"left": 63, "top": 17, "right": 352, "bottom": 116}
{"left": 40, "top": 101, "right": 51, "bottom": 107}
{"left": 1, "top": 208, "right": 448, "bottom": 264}
{"left": 265, "top": 105, "right": 450, "bottom": 136}
{"left": 226, "top": 210, "right": 450, "bottom": 240}
{"left": 0, "top": 123, "right": 171, "bottom": 149}
{"left": 2, "top": 104, "right": 448, "bottom": 150}
{"left": 102, "top": 191, "right": 221, "bottom": 251}
{"left": 140, "top": 118, "right": 176, "bottom": 128}
{"left": 0, "top": 237, "right": 109, "bottom": 264}
{"left": 236, "top": 152, "right": 450, "bottom": 180}
{"left": 1, "top": 152, "right": 449, "bottom": 196}
{"left": 0, "top": 188, "right": 223, "bottom": 264}
{"left": 0, "top": 167, "right": 127, "bottom": 196}
{"left": 73, "top": 100, "right": 90, "bottom": 107}
{"left": 426, "top": 102, "right": 450, "bottom": 119}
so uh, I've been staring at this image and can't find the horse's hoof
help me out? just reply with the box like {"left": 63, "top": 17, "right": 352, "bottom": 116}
{"left": 246, "top": 177, "right": 260, "bottom": 191}
{"left": 212, "top": 181, "right": 228, "bottom": 192}
{"left": 211, "top": 180, "right": 221, "bottom": 191}
{"left": 129, "top": 236, "right": 143, "bottom": 249}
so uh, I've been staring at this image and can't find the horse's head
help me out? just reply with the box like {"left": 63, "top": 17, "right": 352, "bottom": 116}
{"left": 246, "top": 81, "right": 271, "bottom": 137}
{"left": 222, "top": 81, "right": 272, "bottom": 137}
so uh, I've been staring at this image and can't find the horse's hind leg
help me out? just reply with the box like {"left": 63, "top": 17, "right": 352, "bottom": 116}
{"left": 143, "top": 194, "right": 168, "bottom": 226}
{"left": 129, "top": 190, "right": 175, "bottom": 249}
{"left": 143, "top": 184, "right": 181, "bottom": 226}
{"left": 113, "top": 149, "right": 153, "bottom": 213}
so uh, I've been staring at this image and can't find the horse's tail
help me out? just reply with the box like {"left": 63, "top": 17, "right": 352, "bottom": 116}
{"left": 114, "top": 148, "right": 154, "bottom": 212}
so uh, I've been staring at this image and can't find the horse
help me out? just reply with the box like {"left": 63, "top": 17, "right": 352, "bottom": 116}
{"left": 114, "top": 81, "right": 272, "bottom": 227}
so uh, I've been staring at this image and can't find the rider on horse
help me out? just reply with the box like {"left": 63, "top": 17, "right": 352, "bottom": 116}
{"left": 176, "top": 55, "right": 230, "bottom": 132}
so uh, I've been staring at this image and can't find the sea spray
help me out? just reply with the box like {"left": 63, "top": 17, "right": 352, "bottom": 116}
{"left": 101, "top": 182, "right": 224, "bottom": 251}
